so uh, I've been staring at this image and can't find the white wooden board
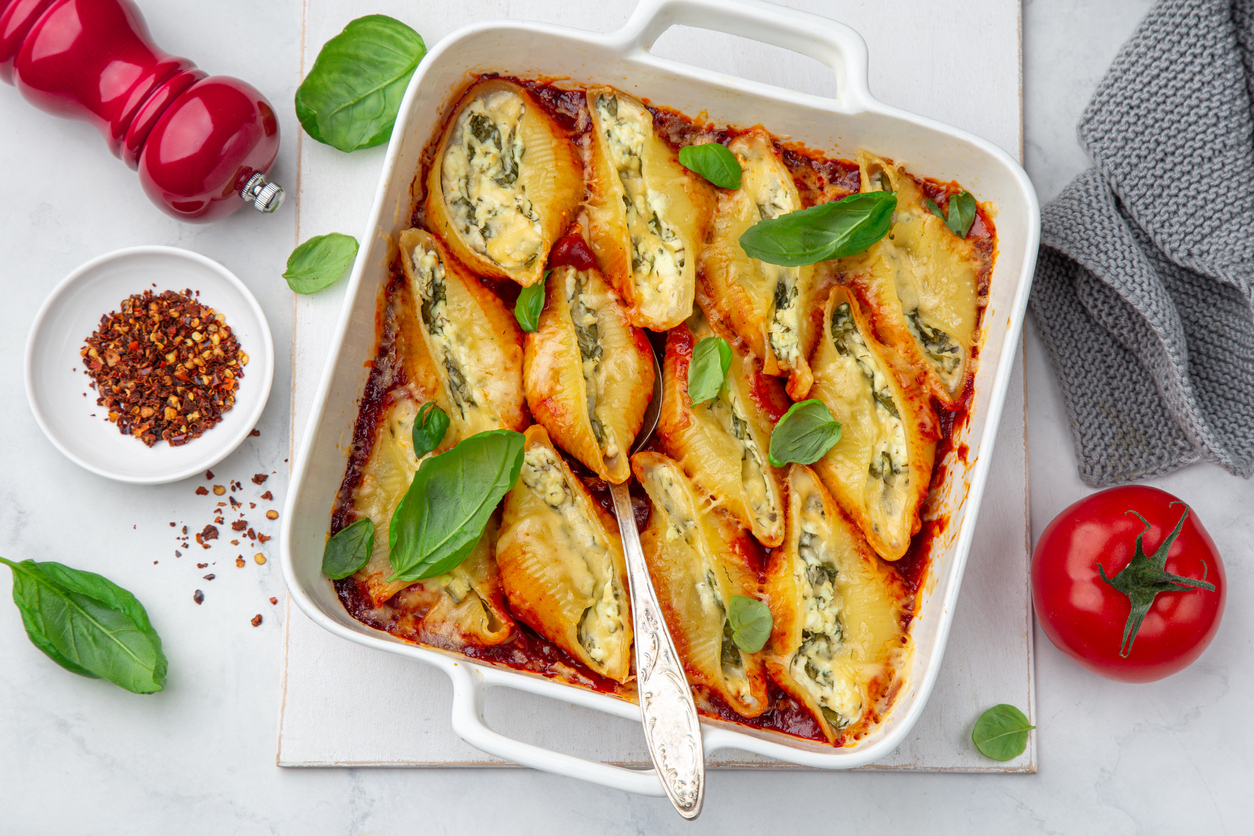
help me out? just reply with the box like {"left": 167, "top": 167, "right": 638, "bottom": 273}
{"left": 279, "top": 0, "right": 1033, "bottom": 771}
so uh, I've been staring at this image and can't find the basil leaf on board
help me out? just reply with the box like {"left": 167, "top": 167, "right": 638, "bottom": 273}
{"left": 412, "top": 402, "right": 450, "bottom": 459}
{"left": 283, "top": 233, "right": 359, "bottom": 294}
{"left": 927, "top": 192, "right": 977, "bottom": 239}
{"left": 768, "top": 399, "right": 843, "bottom": 467}
{"left": 972, "top": 704, "right": 1035, "bottom": 761}
{"left": 687, "top": 336, "right": 732, "bottom": 404}
{"left": 321, "top": 518, "right": 375, "bottom": 580}
{"left": 295, "top": 15, "right": 426, "bottom": 152}
{"left": 0, "top": 557, "right": 167, "bottom": 694}
{"left": 678, "top": 142, "right": 742, "bottom": 189}
{"left": 728, "top": 595, "right": 772, "bottom": 653}
{"left": 739, "top": 191, "right": 897, "bottom": 267}
{"left": 514, "top": 275, "right": 547, "bottom": 332}
{"left": 388, "top": 429, "right": 525, "bottom": 582}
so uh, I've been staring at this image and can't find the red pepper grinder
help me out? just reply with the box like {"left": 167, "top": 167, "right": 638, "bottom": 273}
{"left": 0, "top": 0, "right": 283, "bottom": 222}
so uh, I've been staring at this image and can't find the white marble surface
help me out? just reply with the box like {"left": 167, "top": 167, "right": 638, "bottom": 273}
{"left": 0, "top": 0, "right": 1250, "bottom": 832}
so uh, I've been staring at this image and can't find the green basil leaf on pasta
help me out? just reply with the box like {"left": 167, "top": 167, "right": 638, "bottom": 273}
{"left": 514, "top": 276, "right": 547, "bottom": 332}
{"left": 972, "top": 704, "right": 1035, "bottom": 761}
{"left": 926, "top": 198, "right": 946, "bottom": 221}
{"left": 678, "top": 142, "right": 742, "bottom": 189}
{"left": 945, "top": 191, "right": 977, "bottom": 238}
{"left": 728, "top": 595, "right": 772, "bottom": 653}
{"left": 0, "top": 557, "right": 167, "bottom": 694}
{"left": 412, "top": 402, "right": 450, "bottom": 459}
{"left": 388, "top": 429, "right": 525, "bottom": 582}
{"left": 687, "top": 336, "right": 731, "bottom": 404}
{"left": 283, "top": 232, "right": 359, "bottom": 294}
{"left": 768, "top": 399, "right": 842, "bottom": 467}
{"left": 295, "top": 15, "right": 426, "bottom": 152}
{"left": 321, "top": 518, "right": 375, "bottom": 580}
{"left": 738, "top": 191, "right": 896, "bottom": 266}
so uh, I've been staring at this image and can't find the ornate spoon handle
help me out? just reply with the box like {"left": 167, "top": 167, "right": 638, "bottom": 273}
{"left": 610, "top": 482, "right": 704, "bottom": 819}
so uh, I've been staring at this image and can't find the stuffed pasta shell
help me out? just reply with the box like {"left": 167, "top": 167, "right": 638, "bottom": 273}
{"left": 764, "top": 465, "right": 909, "bottom": 743}
{"left": 632, "top": 451, "right": 769, "bottom": 718}
{"left": 397, "top": 228, "right": 527, "bottom": 440}
{"left": 585, "top": 86, "right": 714, "bottom": 330}
{"left": 497, "top": 426, "right": 633, "bottom": 683}
{"left": 523, "top": 259, "right": 654, "bottom": 484}
{"left": 698, "top": 129, "right": 819, "bottom": 399}
{"left": 837, "top": 151, "right": 983, "bottom": 407}
{"left": 346, "top": 391, "right": 513, "bottom": 646}
{"left": 656, "top": 314, "right": 787, "bottom": 548}
{"left": 424, "top": 78, "right": 583, "bottom": 287}
{"left": 808, "top": 287, "right": 939, "bottom": 560}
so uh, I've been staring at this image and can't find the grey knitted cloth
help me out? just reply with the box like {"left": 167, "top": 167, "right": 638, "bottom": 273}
{"left": 1032, "top": 0, "right": 1254, "bottom": 485}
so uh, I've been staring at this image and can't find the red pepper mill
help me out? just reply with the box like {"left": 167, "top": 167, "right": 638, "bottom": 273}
{"left": 0, "top": 0, "right": 283, "bottom": 222}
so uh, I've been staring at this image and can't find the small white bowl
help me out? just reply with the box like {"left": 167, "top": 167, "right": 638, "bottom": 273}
{"left": 25, "top": 246, "right": 274, "bottom": 484}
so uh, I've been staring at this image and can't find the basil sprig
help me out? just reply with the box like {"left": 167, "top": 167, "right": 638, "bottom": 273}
{"left": 687, "top": 336, "right": 731, "bottom": 404}
{"left": 927, "top": 191, "right": 977, "bottom": 239}
{"left": 739, "top": 191, "right": 896, "bottom": 266}
{"left": 295, "top": 15, "right": 426, "bottom": 152}
{"left": 283, "top": 233, "right": 360, "bottom": 294}
{"left": 728, "top": 596, "right": 772, "bottom": 653}
{"left": 514, "top": 275, "right": 547, "bottom": 332}
{"left": 321, "top": 518, "right": 374, "bottom": 580}
{"left": 412, "top": 402, "right": 449, "bottom": 459}
{"left": 388, "top": 429, "right": 525, "bottom": 582}
{"left": 972, "top": 704, "right": 1035, "bottom": 761}
{"left": 0, "top": 557, "right": 167, "bottom": 694}
{"left": 768, "top": 400, "right": 842, "bottom": 467}
{"left": 678, "top": 142, "right": 742, "bottom": 189}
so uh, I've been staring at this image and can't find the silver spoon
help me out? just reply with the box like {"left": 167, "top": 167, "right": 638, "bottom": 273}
{"left": 609, "top": 349, "right": 705, "bottom": 819}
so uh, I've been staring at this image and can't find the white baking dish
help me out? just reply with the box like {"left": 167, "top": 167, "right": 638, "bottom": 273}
{"left": 280, "top": 0, "right": 1039, "bottom": 795}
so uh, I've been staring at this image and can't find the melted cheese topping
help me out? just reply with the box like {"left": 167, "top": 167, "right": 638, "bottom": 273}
{"left": 441, "top": 90, "right": 542, "bottom": 271}
{"left": 699, "top": 383, "right": 778, "bottom": 538}
{"left": 741, "top": 150, "right": 804, "bottom": 371}
{"left": 565, "top": 270, "right": 620, "bottom": 462}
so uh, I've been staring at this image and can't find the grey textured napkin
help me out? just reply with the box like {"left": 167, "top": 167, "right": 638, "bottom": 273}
{"left": 1032, "top": 0, "right": 1254, "bottom": 485}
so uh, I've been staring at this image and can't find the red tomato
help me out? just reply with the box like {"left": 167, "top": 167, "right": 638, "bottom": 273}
{"left": 1031, "top": 486, "right": 1225, "bottom": 683}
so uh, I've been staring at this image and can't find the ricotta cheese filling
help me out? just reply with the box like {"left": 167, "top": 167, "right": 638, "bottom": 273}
{"left": 442, "top": 90, "right": 543, "bottom": 270}
{"left": 701, "top": 382, "right": 779, "bottom": 535}
{"left": 520, "top": 444, "right": 625, "bottom": 666}
{"left": 594, "top": 94, "right": 685, "bottom": 308}
{"left": 789, "top": 493, "right": 863, "bottom": 727}
{"left": 410, "top": 243, "right": 485, "bottom": 422}
{"left": 565, "top": 271, "right": 619, "bottom": 463}
{"left": 750, "top": 166, "right": 803, "bottom": 371}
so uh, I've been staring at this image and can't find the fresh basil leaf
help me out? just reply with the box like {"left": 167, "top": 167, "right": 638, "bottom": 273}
{"left": 688, "top": 336, "right": 731, "bottom": 404}
{"left": 283, "top": 233, "right": 359, "bottom": 294}
{"left": 926, "top": 197, "right": 945, "bottom": 221}
{"left": 728, "top": 595, "right": 772, "bottom": 653}
{"left": 388, "top": 429, "right": 525, "bottom": 582}
{"left": 295, "top": 15, "right": 426, "bottom": 152}
{"left": 739, "top": 191, "right": 896, "bottom": 266}
{"left": 946, "top": 191, "right": 977, "bottom": 238}
{"left": 678, "top": 142, "right": 742, "bottom": 189}
{"left": 768, "top": 399, "right": 842, "bottom": 467}
{"left": 321, "top": 518, "right": 374, "bottom": 580}
{"left": 514, "top": 275, "right": 547, "bottom": 332}
{"left": 972, "top": 704, "right": 1035, "bottom": 761}
{"left": 0, "top": 557, "right": 167, "bottom": 694}
{"left": 412, "top": 402, "right": 450, "bottom": 459}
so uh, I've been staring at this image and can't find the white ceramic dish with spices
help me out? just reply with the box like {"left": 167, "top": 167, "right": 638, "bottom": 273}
{"left": 280, "top": 0, "right": 1040, "bottom": 796}
{"left": 25, "top": 245, "right": 274, "bottom": 485}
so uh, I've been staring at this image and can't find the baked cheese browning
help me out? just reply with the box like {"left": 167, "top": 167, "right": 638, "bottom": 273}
{"left": 632, "top": 451, "right": 769, "bottom": 717}
{"left": 425, "top": 79, "right": 582, "bottom": 287}
{"left": 656, "top": 316, "right": 787, "bottom": 548}
{"left": 523, "top": 262, "right": 654, "bottom": 484}
{"left": 808, "top": 287, "right": 938, "bottom": 560}
{"left": 585, "top": 86, "right": 714, "bottom": 330}
{"left": 838, "top": 151, "right": 983, "bottom": 407}
{"left": 497, "top": 426, "right": 633, "bottom": 682}
{"left": 346, "top": 393, "right": 513, "bottom": 645}
{"left": 398, "top": 228, "right": 527, "bottom": 440}
{"left": 697, "top": 129, "right": 817, "bottom": 399}
{"left": 764, "top": 466, "right": 909, "bottom": 744}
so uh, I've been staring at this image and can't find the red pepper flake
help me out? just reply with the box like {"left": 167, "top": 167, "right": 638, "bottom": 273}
{"left": 269, "top": 597, "right": 278, "bottom": 605}
{"left": 250, "top": 614, "right": 263, "bottom": 627}
{"left": 193, "top": 590, "right": 204, "bottom": 605}
{"left": 205, "top": 469, "right": 214, "bottom": 480}
{"left": 260, "top": 491, "right": 273, "bottom": 501}
{"left": 182, "top": 525, "right": 187, "bottom": 535}
{"left": 199, "top": 524, "right": 218, "bottom": 542}
{"left": 203, "top": 573, "right": 215, "bottom": 581}
{"left": 231, "top": 520, "right": 247, "bottom": 531}
{"left": 235, "top": 556, "right": 246, "bottom": 568}
{"left": 195, "top": 486, "right": 208, "bottom": 495}
{"left": 230, "top": 539, "right": 239, "bottom": 545}
{"left": 249, "top": 502, "right": 256, "bottom": 509}
{"left": 257, "top": 533, "right": 271, "bottom": 544}
{"left": 247, "top": 528, "right": 256, "bottom": 540}
{"left": 251, "top": 473, "right": 268, "bottom": 485}
{"left": 197, "top": 563, "right": 208, "bottom": 569}
{"left": 250, "top": 429, "right": 260, "bottom": 437}
{"left": 174, "top": 550, "right": 181, "bottom": 557}
{"left": 168, "top": 522, "right": 175, "bottom": 527}
{"left": 80, "top": 289, "right": 246, "bottom": 447}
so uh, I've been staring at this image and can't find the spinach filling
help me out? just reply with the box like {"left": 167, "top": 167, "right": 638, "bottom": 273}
{"left": 413, "top": 247, "right": 474, "bottom": 417}
{"left": 906, "top": 310, "right": 961, "bottom": 375}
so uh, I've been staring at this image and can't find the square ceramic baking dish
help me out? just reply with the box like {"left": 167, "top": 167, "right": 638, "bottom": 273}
{"left": 280, "top": 0, "right": 1040, "bottom": 796}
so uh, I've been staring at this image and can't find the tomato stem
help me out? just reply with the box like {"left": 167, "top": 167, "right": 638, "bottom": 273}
{"left": 1097, "top": 503, "right": 1216, "bottom": 658}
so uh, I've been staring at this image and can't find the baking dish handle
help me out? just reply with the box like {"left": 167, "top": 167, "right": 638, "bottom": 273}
{"left": 617, "top": 0, "right": 874, "bottom": 109}
{"left": 448, "top": 664, "right": 669, "bottom": 797}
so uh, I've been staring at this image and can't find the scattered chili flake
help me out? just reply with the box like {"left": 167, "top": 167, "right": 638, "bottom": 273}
{"left": 247, "top": 528, "right": 256, "bottom": 540}
{"left": 270, "top": 597, "right": 278, "bottom": 605}
{"left": 266, "top": 510, "right": 279, "bottom": 520}
{"left": 260, "top": 491, "right": 273, "bottom": 501}
{"left": 250, "top": 429, "right": 260, "bottom": 437}
{"left": 236, "top": 556, "right": 246, "bottom": 568}
{"left": 80, "top": 289, "right": 246, "bottom": 446}
{"left": 197, "top": 562, "right": 208, "bottom": 569}
{"left": 249, "top": 502, "right": 256, "bottom": 509}
{"left": 254, "top": 554, "right": 266, "bottom": 565}
{"left": 195, "top": 486, "right": 208, "bottom": 495}
{"left": 213, "top": 485, "right": 225, "bottom": 496}
{"left": 251, "top": 614, "right": 263, "bottom": 627}
{"left": 205, "top": 470, "right": 214, "bottom": 480}
{"left": 169, "top": 522, "right": 175, "bottom": 527}
{"left": 174, "top": 550, "right": 181, "bottom": 557}
{"left": 203, "top": 573, "right": 215, "bottom": 581}
{"left": 230, "top": 539, "right": 239, "bottom": 545}
{"left": 257, "top": 533, "right": 271, "bottom": 544}
{"left": 182, "top": 526, "right": 187, "bottom": 535}
{"left": 231, "top": 520, "right": 247, "bottom": 532}
{"left": 229, "top": 496, "right": 240, "bottom": 508}
{"left": 251, "top": 474, "right": 268, "bottom": 485}
{"left": 199, "top": 524, "right": 218, "bottom": 541}
{"left": 193, "top": 590, "right": 204, "bottom": 604}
